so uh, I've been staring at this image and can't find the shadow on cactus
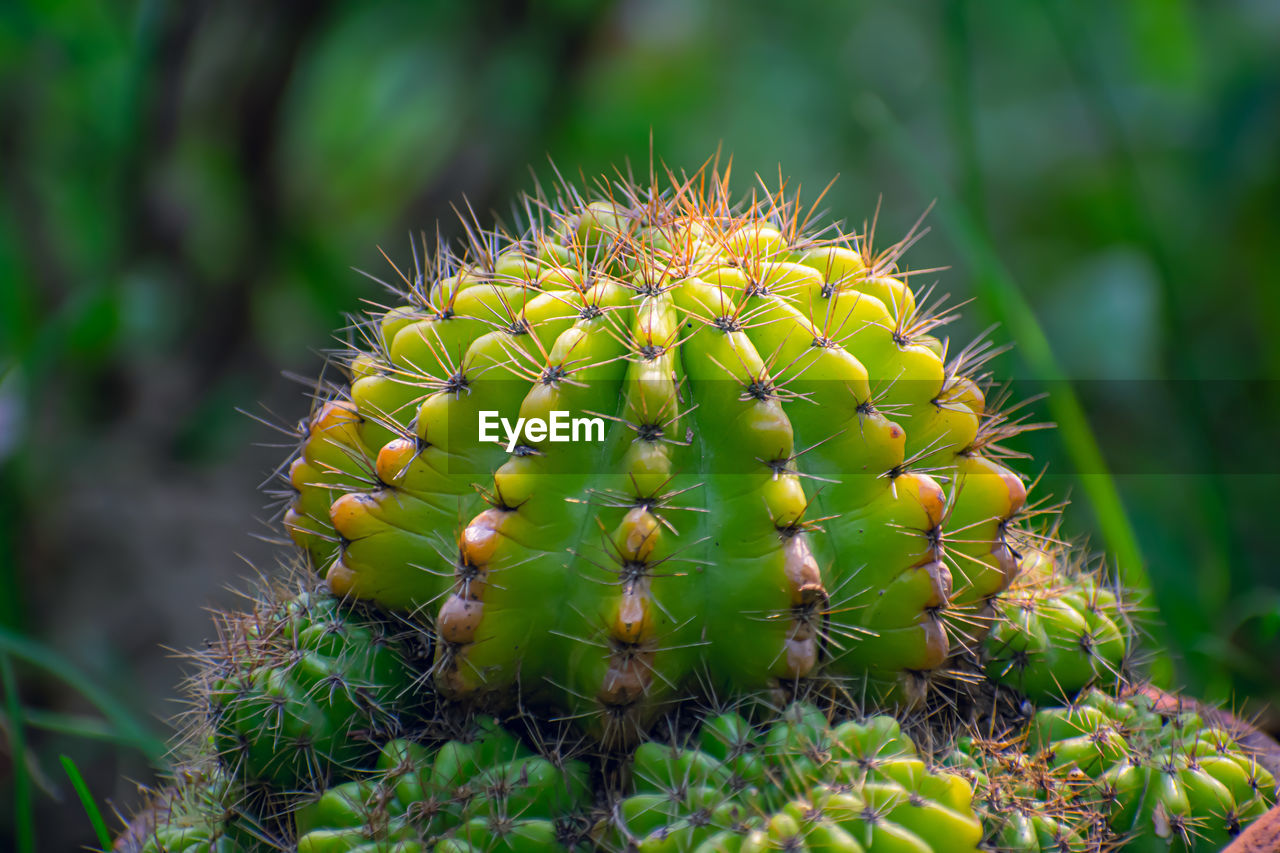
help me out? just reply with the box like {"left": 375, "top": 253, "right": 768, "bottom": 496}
{"left": 113, "top": 158, "right": 1278, "bottom": 853}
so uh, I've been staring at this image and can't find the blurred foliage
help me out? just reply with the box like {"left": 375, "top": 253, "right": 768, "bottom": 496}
{"left": 2, "top": 0, "right": 1280, "bottom": 847}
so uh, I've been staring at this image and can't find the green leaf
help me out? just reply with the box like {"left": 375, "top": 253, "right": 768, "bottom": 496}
{"left": 61, "top": 754, "right": 112, "bottom": 851}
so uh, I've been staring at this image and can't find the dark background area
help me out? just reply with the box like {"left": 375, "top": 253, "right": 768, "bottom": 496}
{"left": 2, "top": 0, "right": 1279, "bottom": 848}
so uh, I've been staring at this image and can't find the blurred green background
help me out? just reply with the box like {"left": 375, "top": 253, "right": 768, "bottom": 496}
{"left": 2, "top": 0, "right": 1279, "bottom": 847}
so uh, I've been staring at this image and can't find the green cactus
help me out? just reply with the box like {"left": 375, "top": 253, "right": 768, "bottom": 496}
{"left": 984, "top": 545, "right": 1135, "bottom": 703}
{"left": 942, "top": 733, "right": 1103, "bottom": 852}
{"left": 1026, "top": 689, "right": 1276, "bottom": 852}
{"left": 282, "top": 166, "right": 1032, "bottom": 735}
{"left": 939, "top": 688, "right": 1279, "bottom": 852}
{"left": 992, "top": 811, "right": 1089, "bottom": 853}
{"left": 203, "top": 587, "right": 426, "bottom": 794}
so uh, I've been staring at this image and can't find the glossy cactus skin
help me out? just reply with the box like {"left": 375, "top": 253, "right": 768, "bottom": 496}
{"left": 984, "top": 547, "right": 1133, "bottom": 703}
{"left": 282, "top": 169, "right": 1030, "bottom": 733}
{"left": 610, "top": 701, "right": 984, "bottom": 852}
{"left": 1026, "top": 690, "right": 1276, "bottom": 852}
{"left": 293, "top": 723, "right": 592, "bottom": 852}
{"left": 204, "top": 590, "right": 424, "bottom": 793}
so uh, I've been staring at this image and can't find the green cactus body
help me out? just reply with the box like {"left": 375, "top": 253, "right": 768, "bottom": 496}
{"left": 293, "top": 727, "right": 592, "bottom": 852}
{"left": 611, "top": 702, "right": 983, "bottom": 853}
{"left": 984, "top": 548, "right": 1133, "bottom": 703}
{"left": 1026, "top": 690, "right": 1276, "bottom": 852}
{"left": 282, "top": 173, "right": 1029, "bottom": 734}
{"left": 206, "top": 590, "right": 423, "bottom": 793}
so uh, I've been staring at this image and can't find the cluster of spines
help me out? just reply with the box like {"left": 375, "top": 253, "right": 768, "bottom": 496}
{"left": 276, "top": 161, "right": 1038, "bottom": 738}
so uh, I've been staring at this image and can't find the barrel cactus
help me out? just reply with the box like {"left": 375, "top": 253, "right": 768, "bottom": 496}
{"left": 282, "top": 168, "right": 1029, "bottom": 739}
{"left": 111, "top": 160, "right": 1278, "bottom": 853}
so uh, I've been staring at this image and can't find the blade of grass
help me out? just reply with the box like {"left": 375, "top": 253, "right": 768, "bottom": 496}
{"left": 2, "top": 653, "right": 36, "bottom": 853}
{"left": 23, "top": 709, "right": 151, "bottom": 747}
{"left": 852, "top": 93, "right": 1172, "bottom": 682}
{"left": 61, "top": 755, "right": 113, "bottom": 851}
{"left": 0, "top": 627, "right": 168, "bottom": 765}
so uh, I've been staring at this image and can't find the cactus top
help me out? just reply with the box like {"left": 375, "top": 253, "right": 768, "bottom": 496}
{"left": 282, "top": 166, "right": 1030, "bottom": 739}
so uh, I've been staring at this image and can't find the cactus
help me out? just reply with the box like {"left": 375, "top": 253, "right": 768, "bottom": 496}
{"left": 984, "top": 545, "right": 1136, "bottom": 703}
{"left": 281, "top": 166, "right": 1033, "bottom": 735}
{"left": 199, "top": 587, "right": 427, "bottom": 794}
{"left": 289, "top": 700, "right": 985, "bottom": 853}
{"left": 123, "top": 766, "right": 268, "bottom": 853}
{"left": 1025, "top": 689, "right": 1276, "bottom": 852}
{"left": 108, "top": 160, "right": 1280, "bottom": 853}
{"left": 609, "top": 701, "right": 984, "bottom": 852}
{"left": 943, "top": 733, "right": 1105, "bottom": 852}
{"left": 939, "top": 689, "right": 1277, "bottom": 852}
